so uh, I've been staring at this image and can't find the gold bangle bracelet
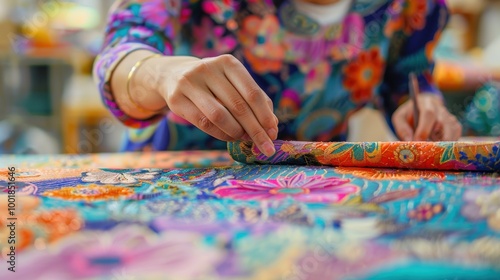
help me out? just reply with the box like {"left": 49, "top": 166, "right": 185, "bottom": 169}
{"left": 126, "top": 53, "right": 164, "bottom": 114}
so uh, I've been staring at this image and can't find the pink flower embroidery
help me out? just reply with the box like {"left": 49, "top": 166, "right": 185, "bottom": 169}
{"left": 276, "top": 88, "right": 301, "bottom": 122}
{"left": 330, "top": 13, "right": 365, "bottom": 61}
{"left": 192, "top": 16, "right": 237, "bottom": 57}
{"left": 139, "top": 1, "right": 171, "bottom": 27}
{"left": 305, "top": 61, "right": 331, "bottom": 95}
{"left": 214, "top": 172, "right": 359, "bottom": 203}
{"left": 239, "top": 14, "right": 285, "bottom": 74}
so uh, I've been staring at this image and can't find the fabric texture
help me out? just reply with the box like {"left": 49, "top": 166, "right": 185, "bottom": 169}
{"left": 228, "top": 140, "right": 500, "bottom": 171}
{"left": 93, "top": 0, "right": 448, "bottom": 152}
{"left": 1, "top": 151, "right": 500, "bottom": 279}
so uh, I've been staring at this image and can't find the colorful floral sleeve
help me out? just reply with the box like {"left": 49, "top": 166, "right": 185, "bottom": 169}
{"left": 93, "top": 0, "right": 189, "bottom": 129}
{"left": 379, "top": 0, "right": 450, "bottom": 133}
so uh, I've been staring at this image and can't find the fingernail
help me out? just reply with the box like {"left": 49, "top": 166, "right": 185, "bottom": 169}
{"left": 262, "top": 142, "right": 276, "bottom": 157}
{"left": 267, "top": 128, "right": 278, "bottom": 140}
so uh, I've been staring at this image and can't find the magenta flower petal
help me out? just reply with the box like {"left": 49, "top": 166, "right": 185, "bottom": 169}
{"left": 213, "top": 186, "right": 265, "bottom": 196}
{"left": 321, "top": 185, "right": 360, "bottom": 194}
{"left": 284, "top": 172, "right": 306, "bottom": 187}
{"left": 226, "top": 180, "right": 280, "bottom": 190}
{"left": 214, "top": 173, "right": 359, "bottom": 202}
{"left": 299, "top": 192, "right": 343, "bottom": 203}
{"left": 221, "top": 192, "right": 274, "bottom": 200}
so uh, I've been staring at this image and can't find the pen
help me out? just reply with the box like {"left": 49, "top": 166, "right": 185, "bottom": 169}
{"left": 409, "top": 72, "right": 420, "bottom": 135}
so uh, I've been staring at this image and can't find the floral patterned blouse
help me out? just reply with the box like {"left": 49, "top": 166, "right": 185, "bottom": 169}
{"left": 93, "top": 0, "right": 449, "bottom": 151}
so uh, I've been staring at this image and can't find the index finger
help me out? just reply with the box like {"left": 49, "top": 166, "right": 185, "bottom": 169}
{"left": 221, "top": 56, "right": 278, "bottom": 134}
{"left": 221, "top": 56, "right": 278, "bottom": 156}
{"left": 414, "top": 107, "right": 437, "bottom": 141}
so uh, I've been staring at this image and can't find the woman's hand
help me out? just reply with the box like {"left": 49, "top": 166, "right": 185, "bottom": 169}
{"left": 392, "top": 94, "right": 462, "bottom": 141}
{"left": 159, "top": 54, "right": 278, "bottom": 156}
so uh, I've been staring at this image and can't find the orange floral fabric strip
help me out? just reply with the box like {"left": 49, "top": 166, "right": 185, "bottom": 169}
{"left": 228, "top": 140, "right": 500, "bottom": 171}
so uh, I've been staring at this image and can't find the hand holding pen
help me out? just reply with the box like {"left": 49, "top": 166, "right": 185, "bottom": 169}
{"left": 391, "top": 72, "right": 463, "bottom": 141}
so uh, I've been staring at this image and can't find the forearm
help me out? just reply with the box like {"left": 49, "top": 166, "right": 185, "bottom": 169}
{"left": 111, "top": 50, "right": 200, "bottom": 120}
{"left": 111, "top": 50, "right": 166, "bottom": 120}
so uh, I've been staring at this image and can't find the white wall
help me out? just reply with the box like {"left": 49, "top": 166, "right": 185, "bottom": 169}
{"left": 479, "top": 1, "right": 500, "bottom": 48}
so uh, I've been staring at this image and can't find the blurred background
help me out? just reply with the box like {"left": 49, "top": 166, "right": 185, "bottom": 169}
{"left": 0, "top": 0, "right": 499, "bottom": 155}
